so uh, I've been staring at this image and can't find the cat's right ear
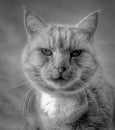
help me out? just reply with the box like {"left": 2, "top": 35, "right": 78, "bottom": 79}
{"left": 23, "top": 6, "right": 48, "bottom": 40}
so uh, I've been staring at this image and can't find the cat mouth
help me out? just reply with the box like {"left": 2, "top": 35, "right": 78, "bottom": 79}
{"left": 50, "top": 75, "right": 69, "bottom": 85}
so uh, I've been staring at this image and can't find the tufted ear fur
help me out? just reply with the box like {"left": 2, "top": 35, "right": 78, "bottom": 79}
{"left": 23, "top": 6, "right": 48, "bottom": 40}
{"left": 76, "top": 10, "right": 101, "bottom": 37}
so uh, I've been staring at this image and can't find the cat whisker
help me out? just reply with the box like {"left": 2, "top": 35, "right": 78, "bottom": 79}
{"left": 20, "top": 87, "right": 34, "bottom": 115}
{"left": 2, "top": 79, "right": 29, "bottom": 91}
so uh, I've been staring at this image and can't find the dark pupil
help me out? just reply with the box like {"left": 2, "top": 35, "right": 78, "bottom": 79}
{"left": 42, "top": 49, "right": 52, "bottom": 56}
{"left": 70, "top": 50, "right": 82, "bottom": 57}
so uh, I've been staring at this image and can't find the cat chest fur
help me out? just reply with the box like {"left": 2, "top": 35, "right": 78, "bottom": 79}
{"left": 37, "top": 91, "right": 88, "bottom": 128}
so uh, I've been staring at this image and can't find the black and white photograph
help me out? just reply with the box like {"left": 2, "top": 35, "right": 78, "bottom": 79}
{"left": 0, "top": 0, "right": 115, "bottom": 130}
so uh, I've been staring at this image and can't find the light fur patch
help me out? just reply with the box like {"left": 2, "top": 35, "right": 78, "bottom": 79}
{"left": 40, "top": 91, "right": 56, "bottom": 118}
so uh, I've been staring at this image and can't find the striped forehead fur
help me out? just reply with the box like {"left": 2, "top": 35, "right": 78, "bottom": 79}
{"left": 47, "top": 25, "right": 76, "bottom": 50}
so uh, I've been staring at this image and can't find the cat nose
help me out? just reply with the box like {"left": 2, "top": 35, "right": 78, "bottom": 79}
{"left": 57, "top": 66, "right": 68, "bottom": 73}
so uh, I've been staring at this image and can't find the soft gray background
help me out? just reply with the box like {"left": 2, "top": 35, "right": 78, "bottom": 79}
{"left": 0, "top": 0, "right": 115, "bottom": 90}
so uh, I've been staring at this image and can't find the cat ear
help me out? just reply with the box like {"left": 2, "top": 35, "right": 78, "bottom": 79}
{"left": 23, "top": 6, "right": 48, "bottom": 40}
{"left": 76, "top": 10, "right": 101, "bottom": 37}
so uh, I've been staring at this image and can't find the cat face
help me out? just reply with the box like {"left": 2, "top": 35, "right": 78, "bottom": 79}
{"left": 22, "top": 7, "right": 100, "bottom": 93}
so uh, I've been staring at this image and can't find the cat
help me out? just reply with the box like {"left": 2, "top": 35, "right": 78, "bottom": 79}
{"left": 21, "top": 7, "right": 115, "bottom": 130}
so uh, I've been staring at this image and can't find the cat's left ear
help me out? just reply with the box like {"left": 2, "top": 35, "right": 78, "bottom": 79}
{"left": 23, "top": 6, "right": 48, "bottom": 40}
{"left": 76, "top": 10, "right": 101, "bottom": 37}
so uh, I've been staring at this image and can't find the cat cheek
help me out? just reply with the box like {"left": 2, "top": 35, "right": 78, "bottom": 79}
{"left": 73, "top": 54, "right": 96, "bottom": 69}
{"left": 41, "top": 66, "right": 57, "bottom": 81}
{"left": 73, "top": 68, "right": 82, "bottom": 80}
{"left": 31, "top": 53, "right": 48, "bottom": 67}
{"left": 72, "top": 58, "right": 82, "bottom": 67}
{"left": 80, "top": 58, "right": 97, "bottom": 70}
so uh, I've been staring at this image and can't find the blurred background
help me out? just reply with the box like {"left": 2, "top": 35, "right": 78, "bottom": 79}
{"left": 0, "top": 0, "right": 115, "bottom": 91}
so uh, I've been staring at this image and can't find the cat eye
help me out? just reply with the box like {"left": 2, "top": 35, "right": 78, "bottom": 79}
{"left": 41, "top": 48, "right": 53, "bottom": 56}
{"left": 70, "top": 49, "right": 82, "bottom": 57}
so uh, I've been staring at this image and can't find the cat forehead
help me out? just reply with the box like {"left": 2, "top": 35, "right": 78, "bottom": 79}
{"left": 47, "top": 26, "right": 76, "bottom": 49}
{"left": 31, "top": 25, "right": 90, "bottom": 50}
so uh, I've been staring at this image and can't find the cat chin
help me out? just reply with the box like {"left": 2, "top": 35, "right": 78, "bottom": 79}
{"left": 40, "top": 79, "right": 85, "bottom": 95}
{"left": 44, "top": 77, "right": 75, "bottom": 90}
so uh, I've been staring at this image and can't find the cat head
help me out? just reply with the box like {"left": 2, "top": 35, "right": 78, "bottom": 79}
{"left": 22, "top": 7, "right": 100, "bottom": 94}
